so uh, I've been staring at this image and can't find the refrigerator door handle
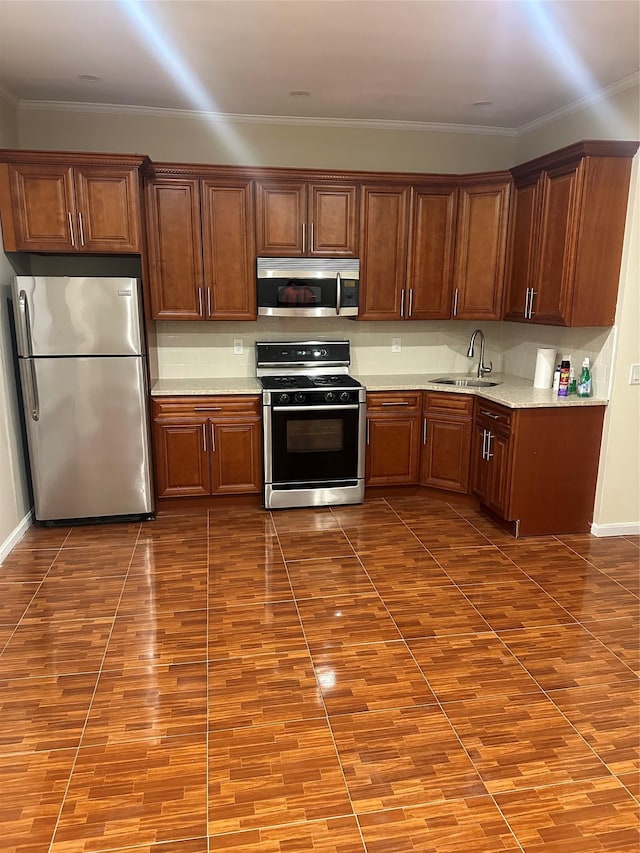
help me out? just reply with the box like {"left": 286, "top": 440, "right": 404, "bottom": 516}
{"left": 18, "top": 290, "right": 34, "bottom": 356}
{"left": 26, "top": 359, "right": 40, "bottom": 421}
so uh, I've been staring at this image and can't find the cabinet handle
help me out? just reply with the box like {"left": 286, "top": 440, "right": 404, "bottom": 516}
{"left": 400, "top": 289, "right": 405, "bottom": 318}
{"left": 408, "top": 288, "right": 413, "bottom": 317}
{"left": 528, "top": 289, "right": 536, "bottom": 319}
{"left": 210, "top": 422, "right": 216, "bottom": 453}
{"left": 481, "top": 428, "right": 487, "bottom": 460}
{"left": 194, "top": 407, "right": 223, "bottom": 412}
{"left": 198, "top": 286, "right": 204, "bottom": 317}
{"left": 422, "top": 417, "right": 428, "bottom": 445}
{"left": 202, "top": 423, "right": 207, "bottom": 453}
{"left": 479, "top": 409, "right": 501, "bottom": 419}
{"left": 67, "top": 212, "right": 75, "bottom": 247}
{"left": 453, "top": 287, "right": 459, "bottom": 317}
{"left": 77, "top": 212, "right": 85, "bottom": 247}
{"left": 207, "top": 286, "right": 212, "bottom": 317}
{"left": 524, "top": 287, "right": 530, "bottom": 319}
{"left": 486, "top": 431, "right": 494, "bottom": 460}
{"left": 309, "top": 222, "right": 314, "bottom": 252}
{"left": 302, "top": 222, "right": 306, "bottom": 252}
{"left": 381, "top": 401, "right": 410, "bottom": 406}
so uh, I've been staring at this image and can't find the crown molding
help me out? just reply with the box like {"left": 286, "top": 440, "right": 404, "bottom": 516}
{"left": 17, "top": 99, "right": 517, "bottom": 137}
{"left": 516, "top": 72, "right": 640, "bottom": 136}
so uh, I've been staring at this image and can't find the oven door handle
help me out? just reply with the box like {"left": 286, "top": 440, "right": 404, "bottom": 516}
{"left": 336, "top": 272, "right": 341, "bottom": 315}
{"left": 272, "top": 404, "right": 361, "bottom": 412}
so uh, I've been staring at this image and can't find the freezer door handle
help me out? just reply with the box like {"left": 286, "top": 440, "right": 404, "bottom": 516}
{"left": 26, "top": 359, "right": 40, "bottom": 421}
{"left": 18, "top": 290, "right": 34, "bottom": 356}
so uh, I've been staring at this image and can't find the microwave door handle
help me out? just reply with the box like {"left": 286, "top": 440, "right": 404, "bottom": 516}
{"left": 336, "top": 272, "right": 341, "bottom": 315}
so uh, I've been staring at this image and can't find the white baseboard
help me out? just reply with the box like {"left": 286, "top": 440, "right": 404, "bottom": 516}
{"left": 0, "top": 509, "right": 33, "bottom": 564}
{"left": 591, "top": 521, "right": 640, "bottom": 537}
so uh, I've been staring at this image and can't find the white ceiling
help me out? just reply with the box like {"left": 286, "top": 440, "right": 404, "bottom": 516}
{"left": 0, "top": 0, "right": 638, "bottom": 131}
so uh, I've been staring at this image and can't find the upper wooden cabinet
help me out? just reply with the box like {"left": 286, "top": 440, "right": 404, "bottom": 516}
{"left": 255, "top": 179, "right": 358, "bottom": 257}
{"left": 359, "top": 184, "right": 411, "bottom": 320}
{"left": 145, "top": 168, "right": 256, "bottom": 321}
{"left": 451, "top": 175, "right": 511, "bottom": 320}
{"left": 504, "top": 140, "right": 638, "bottom": 326}
{"left": 360, "top": 174, "right": 510, "bottom": 322}
{"left": 0, "top": 151, "right": 147, "bottom": 253}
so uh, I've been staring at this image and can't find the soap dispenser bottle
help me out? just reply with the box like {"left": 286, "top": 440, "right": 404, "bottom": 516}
{"left": 577, "top": 358, "right": 593, "bottom": 397}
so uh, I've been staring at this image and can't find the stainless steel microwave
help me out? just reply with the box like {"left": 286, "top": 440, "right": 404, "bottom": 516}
{"left": 257, "top": 257, "right": 360, "bottom": 317}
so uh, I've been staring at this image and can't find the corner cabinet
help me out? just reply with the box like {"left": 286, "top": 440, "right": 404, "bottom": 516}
{"left": 0, "top": 151, "right": 147, "bottom": 253}
{"left": 420, "top": 392, "right": 473, "bottom": 493}
{"left": 365, "top": 391, "right": 422, "bottom": 485}
{"left": 503, "top": 140, "right": 638, "bottom": 326}
{"left": 255, "top": 178, "right": 359, "bottom": 257}
{"left": 145, "top": 167, "right": 256, "bottom": 321}
{"left": 471, "top": 399, "right": 605, "bottom": 535}
{"left": 152, "top": 396, "right": 262, "bottom": 498}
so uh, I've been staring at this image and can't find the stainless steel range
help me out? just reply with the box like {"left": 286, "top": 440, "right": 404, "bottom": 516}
{"left": 257, "top": 341, "right": 366, "bottom": 509}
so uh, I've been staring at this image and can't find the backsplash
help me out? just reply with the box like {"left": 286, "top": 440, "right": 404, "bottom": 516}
{"left": 155, "top": 318, "right": 613, "bottom": 397}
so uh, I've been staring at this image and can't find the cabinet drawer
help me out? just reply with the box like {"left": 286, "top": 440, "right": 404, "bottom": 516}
{"left": 152, "top": 395, "right": 261, "bottom": 419}
{"left": 366, "top": 391, "right": 422, "bottom": 413}
{"left": 475, "top": 399, "right": 514, "bottom": 434}
{"left": 423, "top": 391, "right": 473, "bottom": 418}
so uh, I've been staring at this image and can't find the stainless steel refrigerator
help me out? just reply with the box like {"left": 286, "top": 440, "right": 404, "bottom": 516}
{"left": 12, "top": 276, "right": 154, "bottom": 523}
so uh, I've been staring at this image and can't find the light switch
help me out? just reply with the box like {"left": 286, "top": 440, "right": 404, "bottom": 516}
{"left": 630, "top": 363, "right": 640, "bottom": 385}
{"left": 391, "top": 338, "right": 402, "bottom": 353}
{"left": 233, "top": 339, "right": 244, "bottom": 355}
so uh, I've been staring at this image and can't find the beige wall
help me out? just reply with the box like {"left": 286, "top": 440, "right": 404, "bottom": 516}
{"left": 0, "top": 94, "right": 31, "bottom": 555}
{"left": 17, "top": 104, "right": 517, "bottom": 173}
{"left": 516, "top": 83, "right": 640, "bottom": 532}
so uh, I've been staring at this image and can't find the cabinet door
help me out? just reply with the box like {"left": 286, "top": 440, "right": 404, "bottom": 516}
{"left": 255, "top": 181, "right": 306, "bottom": 255}
{"left": 503, "top": 178, "right": 540, "bottom": 322}
{"left": 7, "top": 164, "right": 77, "bottom": 251}
{"left": 201, "top": 179, "right": 256, "bottom": 320}
{"left": 531, "top": 166, "right": 580, "bottom": 325}
{"left": 73, "top": 166, "right": 141, "bottom": 252}
{"left": 453, "top": 179, "right": 510, "bottom": 320}
{"left": 210, "top": 419, "right": 262, "bottom": 494}
{"left": 366, "top": 414, "right": 420, "bottom": 485}
{"left": 483, "top": 431, "right": 512, "bottom": 517}
{"left": 146, "top": 178, "right": 204, "bottom": 320}
{"left": 153, "top": 420, "right": 210, "bottom": 497}
{"left": 407, "top": 185, "right": 457, "bottom": 320}
{"left": 308, "top": 183, "right": 358, "bottom": 256}
{"left": 420, "top": 416, "right": 471, "bottom": 493}
{"left": 359, "top": 185, "right": 411, "bottom": 320}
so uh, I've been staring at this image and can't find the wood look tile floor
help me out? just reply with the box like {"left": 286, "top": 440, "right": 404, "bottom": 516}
{"left": 1, "top": 496, "right": 638, "bottom": 852}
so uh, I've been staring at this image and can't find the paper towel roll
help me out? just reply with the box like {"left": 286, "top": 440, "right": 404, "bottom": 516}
{"left": 533, "top": 347, "right": 556, "bottom": 389}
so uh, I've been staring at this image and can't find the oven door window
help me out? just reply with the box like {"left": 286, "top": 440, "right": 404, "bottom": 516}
{"left": 270, "top": 408, "right": 359, "bottom": 483}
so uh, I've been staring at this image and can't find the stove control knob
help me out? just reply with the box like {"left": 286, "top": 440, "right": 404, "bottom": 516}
{"left": 339, "top": 391, "right": 351, "bottom": 402}
{"left": 279, "top": 393, "right": 290, "bottom": 404}
{"left": 294, "top": 393, "right": 305, "bottom": 403}
{"left": 324, "top": 391, "right": 336, "bottom": 402}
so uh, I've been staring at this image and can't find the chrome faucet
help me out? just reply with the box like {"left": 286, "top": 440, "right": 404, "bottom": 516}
{"left": 466, "top": 329, "right": 493, "bottom": 378}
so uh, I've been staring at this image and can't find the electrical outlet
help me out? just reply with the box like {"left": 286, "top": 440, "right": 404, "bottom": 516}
{"left": 630, "top": 363, "right": 640, "bottom": 385}
{"left": 233, "top": 339, "right": 244, "bottom": 355}
{"left": 391, "top": 338, "right": 402, "bottom": 353}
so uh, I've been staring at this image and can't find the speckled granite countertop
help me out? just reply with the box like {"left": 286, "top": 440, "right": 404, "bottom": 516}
{"left": 356, "top": 373, "right": 607, "bottom": 409}
{"left": 151, "top": 373, "right": 607, "bottom": 409}
{"left": 152, "top": 377, "right": 262, "bottom": 396}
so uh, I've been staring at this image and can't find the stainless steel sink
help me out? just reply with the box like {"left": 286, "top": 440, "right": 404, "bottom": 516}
{"left": 433, "top": 377, "right": 502, "bottom": 388}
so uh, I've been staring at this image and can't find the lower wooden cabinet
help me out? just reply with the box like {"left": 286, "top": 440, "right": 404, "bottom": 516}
{"left": 420, "top": 392, "right": 473, "bottom": 493}
{"left": 471, "top": 399, "right": 605, "bottom": 535}
{"left": 365, "top": 391, "right": 421, "bottom": 485}
{"left": 152, "top": 396, "right": 262, "bottom": 498}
